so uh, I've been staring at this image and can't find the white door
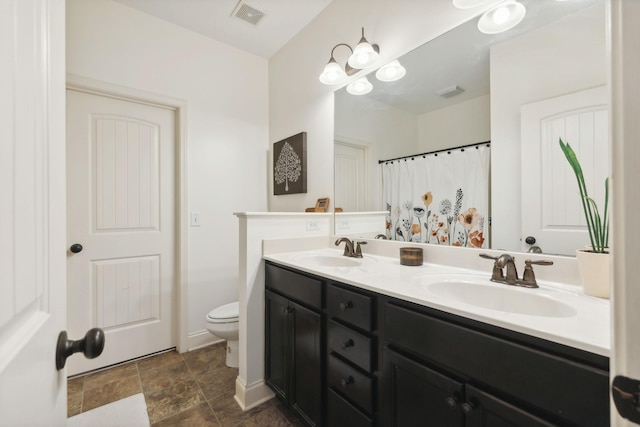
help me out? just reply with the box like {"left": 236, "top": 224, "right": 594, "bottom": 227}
{"left": 335, "top": 141, "right": 368, "bottom": 212}
{"left": 0, "top": 0, "right": 67, "bottom": 425}
{"left": 520, "top": 86, "right": 608, "bottom": 256}
{"left": 66, "top": 89, "right": 176, "bottom": 375}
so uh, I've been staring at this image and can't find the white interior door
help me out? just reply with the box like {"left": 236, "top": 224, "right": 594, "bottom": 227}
{"left": 0, "top": 0, "right": 67, "bottom": 424}
{"left": 520, "top": 86, "right": 608, "bottom": 256}
{"left": 335, "top": 141, "right": 368, "bottom": 212}
{"left": 66, "top": 89, "right": 176, "bottom": 375}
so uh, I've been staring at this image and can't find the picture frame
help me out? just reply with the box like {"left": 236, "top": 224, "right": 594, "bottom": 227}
{"left": 315, "top": 197, "right": 329, "bottom": 212}
{"left": 273, "top": 132, "right": 307, "bottom": 195}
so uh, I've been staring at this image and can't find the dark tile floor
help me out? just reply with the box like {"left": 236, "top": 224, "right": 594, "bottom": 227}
{"left": 67, "top": 343, "right": 306, "bottom": 426}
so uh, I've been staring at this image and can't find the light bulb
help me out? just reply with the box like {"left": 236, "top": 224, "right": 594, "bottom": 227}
{"left": 376, "top": 60, "right": 406, "bottom": 82}
{"left": 319, "top": 59, "right": 347, "bottom": 85}
{"left": 346, "top": 77, "right": 373, "bottom": 96}
{"left": 477, "top": 0, "right": 526, "bottom": 34}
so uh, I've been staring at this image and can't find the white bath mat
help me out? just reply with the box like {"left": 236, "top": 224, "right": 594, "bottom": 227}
{"left": 68, "top": 393, "right": 150, "bottom": 427}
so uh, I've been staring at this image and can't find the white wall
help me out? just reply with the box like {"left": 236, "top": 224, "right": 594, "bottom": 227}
{"left": 490, "top": 3, "right": 606, "bottom": 251}
{"left": 268, "top": 0, "right": 504, "bottom": 213}
{"left": 418, "top": 94, "right": 491, "bottom": 151}
{"left": 66, "top": 0, "right": 269, "bottom": 343}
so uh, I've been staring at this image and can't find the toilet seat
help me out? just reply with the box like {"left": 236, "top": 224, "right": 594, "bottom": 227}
{"left": 207, "top": 301, "right": 239, "bottom": 324}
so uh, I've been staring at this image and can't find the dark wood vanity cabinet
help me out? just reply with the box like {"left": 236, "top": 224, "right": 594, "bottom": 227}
{"left": 382, "top": 301, "right": 610, "bottom": 427}
{"left": 264, "top": 261, "right": 610, "bottom": 427}
{"left": 265, "top": 263, "right": 324, "bottom": 426}
{"left": 326, "top": 283, "right": 377, "bottom": 426}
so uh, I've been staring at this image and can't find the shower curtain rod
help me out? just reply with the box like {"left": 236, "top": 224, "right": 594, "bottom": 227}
{"left": 378, "top": 140, "right": 490, "bottom": 164}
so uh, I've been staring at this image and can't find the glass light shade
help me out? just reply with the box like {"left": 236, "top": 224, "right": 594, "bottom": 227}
{"left": 319, "top": 59, "right": 347, "bottom": 85}
{"left": 347, "top": 41, "right": 379, "bottom": 69}
{"left": 346, "top": 77, "right": 373, "bottom": 96}
{"left": 477, "top": 1, "right": 526, "bottom": 34}
{"left": 452, "top": 0, "right": 493, "bottom": 9}
{"left": 375, "top": 60, "right": 406, "bottom": 82}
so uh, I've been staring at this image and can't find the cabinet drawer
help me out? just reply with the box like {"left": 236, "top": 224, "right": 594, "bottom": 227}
{"left": 328, "top": 320, "right": 374, "bottom": 372}
{"left": 265, "top": 262, "right": 322, "bottom": 310}
{"left": 384, "top": 302, "right": 609, "bottom": 426}
{"left": 328, "top": 354, "right": 373, "bottom": 414}
{"left": 328, "top": 389, "right": 373, "bottom": 427}
{"left": 327, "top": 284, "right": 373, "bottom": 331}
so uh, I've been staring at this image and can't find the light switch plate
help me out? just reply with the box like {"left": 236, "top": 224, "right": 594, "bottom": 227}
{"left": 190, "top": 212, "right": 201, "bottom": 227}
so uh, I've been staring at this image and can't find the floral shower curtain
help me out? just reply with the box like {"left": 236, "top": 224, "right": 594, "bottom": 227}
{"left": 382, "top": 144, "right": 490, "bottom": 248}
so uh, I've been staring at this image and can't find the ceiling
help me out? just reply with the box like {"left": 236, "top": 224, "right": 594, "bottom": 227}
{"left": 112, "top": 0, "right": 333, "bottom": 58}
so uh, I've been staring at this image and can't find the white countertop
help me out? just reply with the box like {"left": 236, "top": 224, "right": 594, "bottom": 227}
{"left": 263, "top": 245, "right": 610, "bottom": 357}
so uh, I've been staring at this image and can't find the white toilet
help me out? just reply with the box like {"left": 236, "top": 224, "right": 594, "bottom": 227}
{"left": 205, "top": 301, "right": 239, "bottom": 368}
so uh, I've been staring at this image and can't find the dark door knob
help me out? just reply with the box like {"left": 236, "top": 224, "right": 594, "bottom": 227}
{"left": 525, "top": 236, "right": 536, "bottom": 245}
{"left": 461, "top": 402, "right": 475, "bottom": 415}
{"left": 69, "top": 243, "right": 83, "bottom": 253}
{"left": 56, "top": 328, "right": 105, "bottom": 370}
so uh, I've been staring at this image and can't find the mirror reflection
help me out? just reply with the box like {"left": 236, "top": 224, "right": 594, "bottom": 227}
{"left": 334, "top": 0, "right": 607, "bottom": 256}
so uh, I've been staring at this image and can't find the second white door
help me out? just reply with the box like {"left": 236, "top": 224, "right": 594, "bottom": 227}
{"left": 66, "top": 89, "right": 176, "bottom": 375}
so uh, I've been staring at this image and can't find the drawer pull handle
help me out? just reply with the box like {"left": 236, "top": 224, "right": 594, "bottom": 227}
{"left": 461, "top": 402, "right": 475, "bottom": 415}
{"left": 339, "top": 301, "right": 353, "bottom": 311}
{"left": 341, "top": 376, "right": 354, "bottom": 387}
{"left": 340, "top": 339, "right": 354, "bottom": 349}
{"left": 445, "top": 397, "right": 459, "bottom": 409}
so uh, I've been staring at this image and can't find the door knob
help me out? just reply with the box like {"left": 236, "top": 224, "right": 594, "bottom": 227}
{"left": 56, "top": 328, "right": 105, "bottom": 370}
{"left": 69, "top": 243, "right": 83, "bottom": 253}
{"left": 525, "top": 236, "right": 536, "bottom": 245}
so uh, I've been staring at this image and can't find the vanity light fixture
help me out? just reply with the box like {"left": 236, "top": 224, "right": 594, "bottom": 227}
{"left": 319, "top": 28, "right": 380, "bottom": 86}
{"left": 375, "top": 60, "right": 406, "bottom": 82}
{"left": 318, "top": 43, "right": 358, "bottom": 85}
{"left": 477, "top": 0, "right": 527, "bottom": 34}
{"left": 346, "top": 76, "right": 373, "bottom": 96}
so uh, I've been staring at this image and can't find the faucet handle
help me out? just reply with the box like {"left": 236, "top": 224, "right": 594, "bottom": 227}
{"left": 479, "top": 253, "right": 505, "bottom": 281}
{"left": 354, "top": 241, "right": 367, "bottom": 258}
{"left": 520, "top": 259, "right": 554, "bottom": 288}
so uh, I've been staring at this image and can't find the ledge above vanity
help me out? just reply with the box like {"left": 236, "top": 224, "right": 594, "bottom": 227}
{"left": 263, "top": 236, "right": 610, "bottom": 357}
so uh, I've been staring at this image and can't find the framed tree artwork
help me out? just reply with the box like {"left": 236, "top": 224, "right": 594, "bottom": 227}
{"left": 273, "top": 132, "right": 307, "bottom": 195}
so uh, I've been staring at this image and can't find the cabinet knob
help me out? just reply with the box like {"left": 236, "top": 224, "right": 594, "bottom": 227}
{"left": 341, "top": 376, "right": 354, "bottom": 387}
{"left": 282, "top": 306, "right": 294, "bottom": 314}
{"left": 445, "top": 397, "right": 459, "bottom": 409}
{"left": 339, "top": 301, "right": 353, "bottom": 311}
{"left": 340, "top": 339, "right": 354, "bottom": 350}
{"left": 461, "top": 402, "right": 475, "bottom": 415}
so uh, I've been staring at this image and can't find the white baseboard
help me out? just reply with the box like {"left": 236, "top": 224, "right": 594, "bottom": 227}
{"left": 187, "top": 329, "right": 222, "bottom": 351}
{"left": 234, "top": 377, "right": 275, "bottom": 411}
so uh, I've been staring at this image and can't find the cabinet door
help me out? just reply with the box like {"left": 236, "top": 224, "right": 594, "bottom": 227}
{"left": 464, "top": 385, "right": 555, "bottom": 427}
{"left": 290, "top": 300, "right": 323, "bottom": 426}
{"left": 265, "top": 290, "right": 292, "bottom": 403}
{"left": 382, "top": 349, "right": 464, "bottom": 427}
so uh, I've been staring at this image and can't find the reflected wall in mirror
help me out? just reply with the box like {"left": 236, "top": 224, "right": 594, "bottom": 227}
{"left": 334, "top": 0, "right": 607, "bottom": 256}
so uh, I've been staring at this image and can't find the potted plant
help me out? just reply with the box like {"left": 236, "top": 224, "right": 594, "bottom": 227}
{"left": 559, "top": 138, "right": 610, "bottom": 298}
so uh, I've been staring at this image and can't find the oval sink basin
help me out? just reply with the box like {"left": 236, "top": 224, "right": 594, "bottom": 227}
{"left": 427, "top": 280, "right": 577, "bottom": 318}
{"left": 291, "top": 254, "right": 367, "bottom": 268}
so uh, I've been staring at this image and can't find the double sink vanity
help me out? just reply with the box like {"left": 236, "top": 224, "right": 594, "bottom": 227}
{"left": 262, "top": 237, "right": 610, "bottom": 426}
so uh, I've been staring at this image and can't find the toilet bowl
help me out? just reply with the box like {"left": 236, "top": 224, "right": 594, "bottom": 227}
{"left": 205, "top": 301, "right": 239, "bottom": 368}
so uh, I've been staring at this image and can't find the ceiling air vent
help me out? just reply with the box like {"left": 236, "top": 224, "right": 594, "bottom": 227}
{"left": 231, "top": 1, "right": 266, "bottom": 27}
{"left": 436, "top": 85, "right": 465, "bottom": 98}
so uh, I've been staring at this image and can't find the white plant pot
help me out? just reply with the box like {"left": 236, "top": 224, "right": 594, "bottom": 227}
{"left": 575, "top": 249, "right": 610, "bottom": 299}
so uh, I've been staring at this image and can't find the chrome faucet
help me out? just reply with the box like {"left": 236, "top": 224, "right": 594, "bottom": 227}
{"left": 375, "top": 234, "right": 388, "bottom": 240}
{"left": 479, "top": 253, "right": 553, "bottom": 288}
{"left": 335, "top": 238, "right": 367, "bottom": 258}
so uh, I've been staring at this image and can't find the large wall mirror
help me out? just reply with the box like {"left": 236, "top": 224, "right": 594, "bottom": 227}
{"left": 334, "top": 0, "right": 607, "bottom": 256}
